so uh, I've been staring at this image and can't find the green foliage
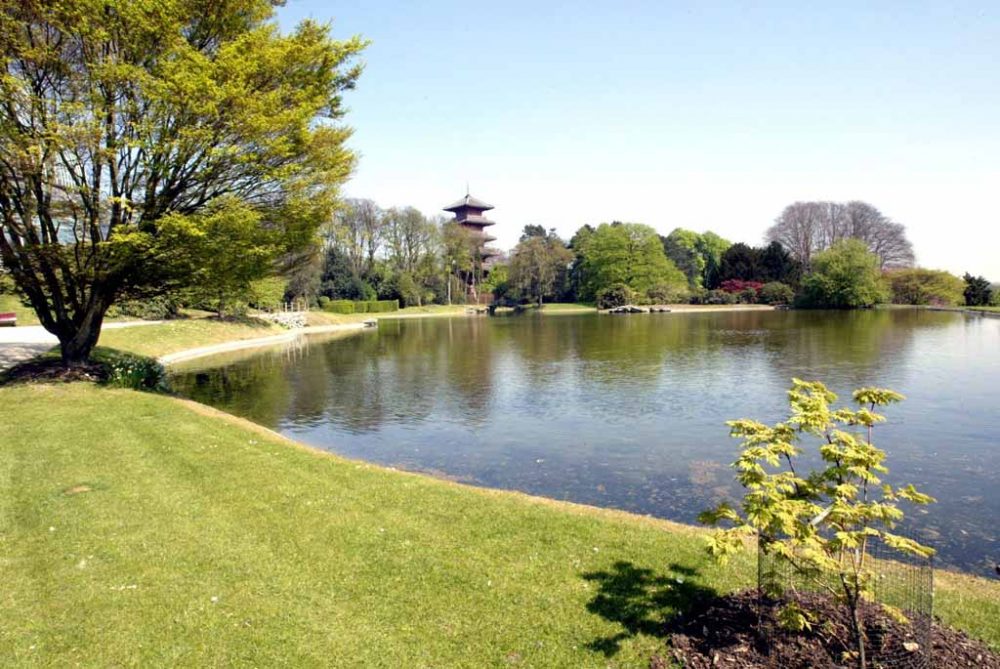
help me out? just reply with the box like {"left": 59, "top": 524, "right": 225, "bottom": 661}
{"left": 578, "top": 223, "right": 686, "bottom": 300}
{"left": 363, "top": 300, "right": 399, "bottom": 313}
{"left": 322, "top": 299, "right": 397, "bottom": 314}
{"left": 700, "top": 379, "right": 934, "bottom": 666}
{"left": 158, "top": 198, "right": 282, "bottom": 317}
{"left": 662, "top": 229, "right": 706, "bottom": 289}
{"left": 317, "top": 296, "right": 331, "bottom": 309}
{"left": 758, "top": 282, "right": 795, "bottom": 305}
{"left": 0, "top": 0, "right": 365, "bottom": 362}
{"left": 508, "top": 233, "right": 573, "bottom": 305}
{"left": 887, "top": 268, "right": 964, "bottom": 306}
{"left": 691, "top": 289, "right": 738, "bottom": 305}
{"left": 799, "top": 240, "right": 888, "bottom": 309}
{"left": 645, "top": 283, "right": 689, "bottom": 304}
{"left": 595, "top": 283, "right": 633, "bottom": 309}
{"left": 99, "top": 352, "right": 170, "bottom": 393}
{"left": 105, "top": 296, "right": 180, "bottom": 321}
{"left": 325, "top": 300, "right": 355, "bottom": 314}
{"left": 248, "top": 277, "right": 287, "bottom": 310}
{"left": 963, "top": 274, "right": 993, "bottom": 307}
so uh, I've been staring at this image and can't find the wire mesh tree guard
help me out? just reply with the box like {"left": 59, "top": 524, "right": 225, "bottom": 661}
{"left": 757, "top": 533, "right": 934, "bottom": 668}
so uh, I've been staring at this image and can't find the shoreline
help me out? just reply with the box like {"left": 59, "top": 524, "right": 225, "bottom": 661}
{"left": 158, "top": 303, "right": 777, "bottom": 366}
{"left": 157, "top": 321, "right": 373, "bottom": 365}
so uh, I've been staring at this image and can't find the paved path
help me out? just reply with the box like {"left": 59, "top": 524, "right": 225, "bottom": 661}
{"left": 0, "top": 321, "right": 162, "bottom": 370}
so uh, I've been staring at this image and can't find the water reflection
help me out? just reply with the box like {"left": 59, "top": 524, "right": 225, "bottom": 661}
{"left": 172, "top": 310, "right": 1000, "bottom": 576}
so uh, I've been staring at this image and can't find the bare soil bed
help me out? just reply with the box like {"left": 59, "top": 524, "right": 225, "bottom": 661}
{"left": 652, "top": 590, "right": 1000, "bottom": 669}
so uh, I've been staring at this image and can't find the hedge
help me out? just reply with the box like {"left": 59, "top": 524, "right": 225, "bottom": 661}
{"left": 322, "top": 299, "right": 399, "bottom": 315}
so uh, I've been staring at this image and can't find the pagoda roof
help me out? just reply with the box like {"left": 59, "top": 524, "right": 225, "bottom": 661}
{"left": 443, "top": 194, "right": 494, "bottom": 212}
{"left": 457, "top": 214, "right": 496, "bottom": 226}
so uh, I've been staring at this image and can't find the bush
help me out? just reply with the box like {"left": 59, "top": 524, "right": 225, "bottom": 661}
{"left": 887, "top": 269, "right": 964, "bottom": 306}
{"left": 102, "top": 352, "right": 169, "bottom": 392}
{"left": 738, "top": 287, "right": 758, "bottom": 304}
{"left": 324, "top": 300, "right": 355, "bottom": 314}
{"left": 353, "top": 301, "right": 370, "bottom": 314}
{"left": 317, "top": 296, "right": 330, "bottom": 309}
{"left": 366, "top": 299, "right": 399, "bottom": 313}
{"left": 106, "top": 296, "right": 179, "bottom": 320}
{"left": 799, "top": 240, "right": 888, "bottom": 308}
{"left": 596, "top": 283, "right": 632, "bottom": 309}
{"left": 703, "top": 289, "right": 738, "bottom": 305}
{"left": 719, "top": 279, "right": 764, "bottom": 294}
{"left": 646, "top": 283, "right": 689, "bottom": 304}
{"left": 758, "top": 281, "right": 795, "bottom": 305}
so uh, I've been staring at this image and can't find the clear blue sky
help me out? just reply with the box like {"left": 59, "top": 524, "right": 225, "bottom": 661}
{"left": 277, "top": 1, "right": 1000, "bottom": 279}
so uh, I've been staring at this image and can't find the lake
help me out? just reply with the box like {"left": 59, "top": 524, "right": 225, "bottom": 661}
{"left": 170, "top": 309, "right": 1000, "bottom": 576}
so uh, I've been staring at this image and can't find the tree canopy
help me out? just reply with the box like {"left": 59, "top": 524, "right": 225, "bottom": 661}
{"left": 0, "top": 0, "right": 366, "bottom": 362}
{"left": 661, "top": 228, "right": 732, "bottom": 289}
{"left": 577, "top": 223, "right": 686, "bottom": 301}
{"left": 767, "top": 201, "right": 914, "bottom": 271}
{"left": 508, "top": 228, "right": 572, "bottom": 305}
{"left": 887, "top": 268, "right": 964, "bottom": 306}
{"left": 799, "top": 239, "right": 888, "bottom": 308}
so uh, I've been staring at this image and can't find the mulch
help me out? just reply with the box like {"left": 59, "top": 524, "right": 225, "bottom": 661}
{"left": 650, "top": 589, "right": 1000, "bottom": 669}
{"left": 0, "top": 357, "right": 109, "bottom": 385}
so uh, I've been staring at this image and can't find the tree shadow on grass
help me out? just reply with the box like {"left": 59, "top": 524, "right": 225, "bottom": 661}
{"left": 582, "top": 560, "right": 717, "bottom": 657}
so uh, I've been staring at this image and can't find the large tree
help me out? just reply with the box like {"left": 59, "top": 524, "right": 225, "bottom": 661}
{"left": 577, "top": 222, "right": 686, "bottom": 300}
{"left": 767, "top": 201, "right": 914, "bottom": 271}
{"left": 962, "top": 273, "right": 993, "bottom": 307}
{"left": 508, "top": 229, "right": 572, "bottom": 306}
{"left": 0, "top": 0, "right": 365, "bottom": 363}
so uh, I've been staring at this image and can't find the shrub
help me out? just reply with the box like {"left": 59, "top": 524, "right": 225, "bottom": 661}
{"left": 324, "top": 300, "right": 355, "bottom": 314}
{"left": 353, "top": 301, "right": 370, "bottom": 314}
{"left": 596, "top": 283, "right": 632, "bottom": 309}
{"left": 758, "top": 281, "right": 795, "bottom": 305}
{"left": 366, "top": 299, "right": 399, "bottom": 313}
{"left": 106, "top": 296, "right": 179, "bottom": 320}
{"left": 646, "top": 283, "right": 689, "bottom": 304}
{"left": 703, "top": 289, "right": 738, "bottom": 305}
{"left": 317, "top": 296, "right": 330, "bottom": 309}
{"left": 102, "top": 352, "right": 169, "bottom": 392}
{"left": 719, "top": 279, "right": 764, "bottom": 294}
{"left": 700, "top": 379, "right": 934, "bottom": 667}
{"left": 738, "top": 287, "right": 759, "bottom": 304}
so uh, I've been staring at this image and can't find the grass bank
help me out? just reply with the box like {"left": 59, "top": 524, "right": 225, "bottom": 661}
{"left": 97, "top": 317, "right": 284, "bottom": 359}
{"left": 2, "top": 384, "right": 998, "bottom": 667}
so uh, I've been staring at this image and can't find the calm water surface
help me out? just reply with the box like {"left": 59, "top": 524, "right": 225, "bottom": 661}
{"left": 171, "top": 310, "right": 1000, "bottom": 575}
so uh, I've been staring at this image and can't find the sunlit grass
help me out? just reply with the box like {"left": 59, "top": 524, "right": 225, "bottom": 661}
{"left": 1, "top": 384, "right": 997, "bottom": 667}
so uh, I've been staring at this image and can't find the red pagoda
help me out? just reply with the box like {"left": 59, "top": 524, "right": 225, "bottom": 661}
{"left": 443, "top": 192, "right": 499, "bottom": 302}
{"left": 443, "top": 193, "right": 498, "bottom": 259}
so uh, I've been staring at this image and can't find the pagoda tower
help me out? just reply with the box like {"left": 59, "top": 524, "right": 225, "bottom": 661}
{"left": 443, "top": 192, "right": 498, "bottom": 303}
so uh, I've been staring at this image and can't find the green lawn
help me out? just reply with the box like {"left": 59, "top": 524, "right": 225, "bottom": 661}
{"left": 0, "top": 294, "right": 40, "bottom": 326}
{"left": 1, "top": 384, "right": 997, "bottom": 667}
{"left": 97, "top": 318, "right": 284, "bottom": 358}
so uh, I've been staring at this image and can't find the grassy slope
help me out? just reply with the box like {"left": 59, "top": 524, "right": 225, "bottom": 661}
{"left": 0, "top": 294, "right": 40, "bottom": 326}
{"left": 2, "top": 385, "right": 998, "bottom": 668}
{"left": 97, "top": 318, "right": 284, "bottom": 358}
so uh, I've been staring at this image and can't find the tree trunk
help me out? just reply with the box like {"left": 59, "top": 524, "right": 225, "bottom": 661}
{"left": 850, "top": 600, "right": 866, "bottom": 669}
{"left": 57, "top": 306, "right": 106, "bottom": 366}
